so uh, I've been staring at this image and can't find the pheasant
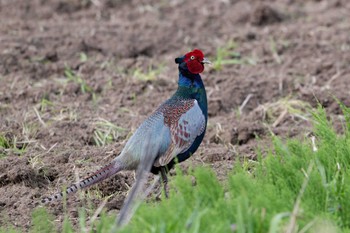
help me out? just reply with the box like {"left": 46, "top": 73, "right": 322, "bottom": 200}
{"left": 42, "top": 49, "right": 210, "bottom": 204}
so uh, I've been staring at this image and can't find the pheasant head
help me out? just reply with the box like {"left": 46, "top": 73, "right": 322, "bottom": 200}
{"left": 175, "top": 49, "right": 211, "bottom": 74}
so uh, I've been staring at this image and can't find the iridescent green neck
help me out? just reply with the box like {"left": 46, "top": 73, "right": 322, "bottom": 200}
{"left": 175, "top": 73, "right": 208, "bottom": 120}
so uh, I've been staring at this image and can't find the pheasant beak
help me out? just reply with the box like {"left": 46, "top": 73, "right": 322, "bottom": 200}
{"left": 201, "top": 57, "right": 211, "bottom": 64}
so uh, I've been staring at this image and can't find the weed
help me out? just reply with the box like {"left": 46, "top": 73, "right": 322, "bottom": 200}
{"left": 269, "top": 37, "right": 282, "bottom": 64}
{"left": 28, "top": 153, "right": 45, "bottom": 170}
{"left": 0, "top": 134, "right": 10, "bottom": 149}
{"left": 92, "top": 118, "right": 126, "bottom": 146}
{"left": 132, "top": 64, "right": 164, "bottom": 82}
{"left": 30, "top": 208, "right": 56, "bottom": 233}
{"left": 0, "top": 134, "right": 10, "bottom": 158}
{"left": 212, "top": 40, "right": 256, "bottom": 71}
{"left": 52, "top": 108, "right": 78, "bottom": 122}
{"left": 64, "top": 66, "right": 96, "bottom": 101}
{"left": 79, "top": 52, "right": 88, "bottom": 63}
{"left": 0, "top": 225, "right": 18, "bottom": 233}
{"left": 255, "top": 97, "right": 312, "bottom": 127}
{"left": 39, "top": 98, "right": 54, "bottom": 112}
{"left": 0, "top": 132, "right": 29, "bottom": 157}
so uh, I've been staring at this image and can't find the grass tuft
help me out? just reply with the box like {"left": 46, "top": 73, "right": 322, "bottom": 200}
{"left": 132, "top": 64, "right": 164, "bottom": 82}
{"left": 212, "top": 40, "right": 257, "bottom": 71}
{"left": 254, "top": 97, "right": 312, "bottom": 127}
{"left": 0, "top": 132, "right": 30, "bottom": 157}
{"left": 116, "top": 103, "right": 350, "bottom": 233}
{"left": 64, "top": 66, "right": 96, "bottom": 102}
{"left": 30, "top": 208, "right": 56, "bottom": 233}
{"left": 92, "top": 118, "right": 126, "bottom": 146}
{"left": 0, "top": 134, "right": 10, "bottom": 149}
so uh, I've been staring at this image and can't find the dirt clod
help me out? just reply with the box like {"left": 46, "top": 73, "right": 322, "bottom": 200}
{"left": 251, "top": 5, "right": 285, "bottom": 26}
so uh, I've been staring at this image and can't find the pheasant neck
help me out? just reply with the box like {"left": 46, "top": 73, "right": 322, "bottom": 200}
{"left": 177, "top": 72, "right": 204, "bottom": 89}
{"left": 176, "top": 72, "right": 208, "bottom": 121}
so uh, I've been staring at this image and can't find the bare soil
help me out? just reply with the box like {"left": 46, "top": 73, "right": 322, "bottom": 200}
{"left": 1, "top": 0, "right": 350, "bottom": 231}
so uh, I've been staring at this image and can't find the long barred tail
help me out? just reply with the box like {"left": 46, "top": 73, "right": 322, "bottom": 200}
{"left": 41, "top": 160, "right": 122, "bottom": 204}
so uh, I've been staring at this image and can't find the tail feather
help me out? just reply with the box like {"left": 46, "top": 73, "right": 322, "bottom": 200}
{"left": 41, "top": 161, "right": 122, "bottom": 204}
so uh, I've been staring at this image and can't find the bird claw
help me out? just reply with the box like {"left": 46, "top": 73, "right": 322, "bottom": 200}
{"left": 154, "top": 180, "right": 169, "bottom": 200}
{"left": 154, "top": 167, "right": 169, "bottom": 199}
{"left": 161, "top": 167, "right": 169, "bottom": 199}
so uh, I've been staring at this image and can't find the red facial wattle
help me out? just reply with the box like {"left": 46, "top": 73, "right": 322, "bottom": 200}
{"left": 186, "top": 60, "right": 204, "bottom": 74}
{"left": 184, "top": 49, "right": 205, "bottom": 74}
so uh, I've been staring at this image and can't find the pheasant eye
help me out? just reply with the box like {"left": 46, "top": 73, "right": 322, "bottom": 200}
{"left": 190, "top": 55, "right": 195, "bottom": 60}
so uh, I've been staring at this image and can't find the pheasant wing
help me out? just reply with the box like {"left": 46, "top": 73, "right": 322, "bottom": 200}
{"left": 154, "top": 99, "right": 206, "bottom": 167}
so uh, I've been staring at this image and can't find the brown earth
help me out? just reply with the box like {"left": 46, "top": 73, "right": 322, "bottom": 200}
{"left": 1, "top": 0, "right": 350, "bottom": 231}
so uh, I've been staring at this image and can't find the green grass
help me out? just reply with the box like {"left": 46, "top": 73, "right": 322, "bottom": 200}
{"left": 92, "top": 119, "right": 127, "bottom": 146}
{"left": 0, "top": 134, "right": 10, "bottom": 149}
{"left": 269, "top": 37, "right": 291, "bottom": 64}
{"left": 115, "top": 104, "right": 350, "bottom": 233}
{"left": 132, "top": 64, "right": 164, "bottom": 82}
{"left": 0, "top": 134, "right": 10, "bottom": 158}
{"left": 63, "top": 66, "right": 99, "bottom": 106}
{"left": 64, "top": 66, "right": 96, "bottom": 99}
{"left": 4, "top": 103, "right": 350, "bottom": 232}
{"left": 79, "top": 52, "right": 88, "bottom": 63}
{"left": 0, "top": 132, "right": 29, "bottom": 157}
{"left": 212, "top": 40, "right": 257, "bottom": 71}
{"left": 269, "top": 37, "right": 282, "bottom": 64}
{"left": 39, "top": 98, "right": 54, "bottom": 112}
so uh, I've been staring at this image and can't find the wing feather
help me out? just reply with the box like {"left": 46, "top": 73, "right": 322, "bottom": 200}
{"left": 154, "top": 99, "right": 205, "bottom": 167}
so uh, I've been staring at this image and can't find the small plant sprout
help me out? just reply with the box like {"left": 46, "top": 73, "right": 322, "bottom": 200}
{"left": 254, "top": 97, "right": 311, "bottom": 127}
{"left": 64, "top": 66, "right": 95, "bottom": 96}
{"left": 93, "top": 118, "right": 126, "bottom": 146}
{"left": 80, "top": 52, "right": 88, "bottom": 62}
{"left": 132, "top": 64, "right": 164, "bottom": 81}
{"left": 212, "top": 40, "right": 256, "bottom": 71}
